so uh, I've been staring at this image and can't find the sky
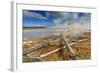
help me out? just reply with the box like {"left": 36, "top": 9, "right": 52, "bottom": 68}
{"left": 23, "top": 10, "right": 91, "bottom": 28}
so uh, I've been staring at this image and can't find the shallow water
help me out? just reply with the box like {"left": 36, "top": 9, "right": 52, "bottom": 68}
{"left": 23, "top": 28, "right": 66, "bottom": 39}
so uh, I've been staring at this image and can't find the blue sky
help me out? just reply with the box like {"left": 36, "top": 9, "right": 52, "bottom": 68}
{"left": 23, "top": 10, "right": 91, "bottom": 27}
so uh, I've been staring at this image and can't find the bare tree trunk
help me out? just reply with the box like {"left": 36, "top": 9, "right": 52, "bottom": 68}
{"left": 59, "top": 33, "right": 78, "bottom": 60}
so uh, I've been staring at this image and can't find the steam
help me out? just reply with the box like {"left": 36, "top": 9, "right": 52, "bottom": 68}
{"left": 62, "top": 22, "right": 91, "bottom": 39}
{"left": 50, "top": 12, "right": 91, "bottom": 38}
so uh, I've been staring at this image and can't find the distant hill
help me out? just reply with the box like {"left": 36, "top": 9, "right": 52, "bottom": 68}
{"left": 23, "top": 26, "right": 47, "bottom": 29}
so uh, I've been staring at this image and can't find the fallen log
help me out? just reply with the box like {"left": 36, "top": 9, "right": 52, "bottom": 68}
{"left": 59, "top": 33, "right": 78, "bottom": 60}
{"left": 39, "top": 48, "right": 61, "bottom": 58}
{"left": 23, "top": 44, "right": 44, "bottom": 55}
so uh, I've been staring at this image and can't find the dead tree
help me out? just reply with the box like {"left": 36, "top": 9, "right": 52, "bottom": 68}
{"left": 59, "top": 33, "right": 78, "bottom": 60}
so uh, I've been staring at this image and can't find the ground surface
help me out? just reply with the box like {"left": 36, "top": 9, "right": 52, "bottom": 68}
{"left": 23, "top": 31, "right": 91, "bottom": 62}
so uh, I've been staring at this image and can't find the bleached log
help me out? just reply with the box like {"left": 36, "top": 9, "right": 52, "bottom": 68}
{"left": 39, "top": 48, "right": 61, "bottom": 58}
{"left": 69, "top": 39, "right": 88, "bottom": 46}
{"left": 23, "top": 44, "right": 43, "bottom": 55}
{"left": 59, "top": 33, "right": 77, "bottom": 59}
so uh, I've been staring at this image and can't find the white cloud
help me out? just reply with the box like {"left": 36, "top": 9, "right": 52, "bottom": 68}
{"left": 50, "top": 12, "right": 78, "bottom": 26}
{"left": 23, "top": 10, "right": 48, "bottom": 19}
{"left": 49, "top": 12, "right": 91, "bottom": 28}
